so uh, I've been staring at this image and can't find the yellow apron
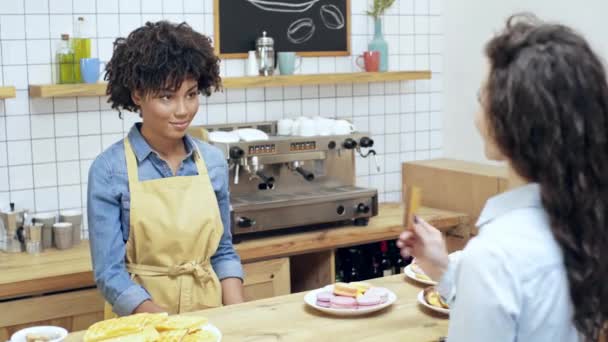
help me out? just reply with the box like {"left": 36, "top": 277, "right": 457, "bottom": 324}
{"left": 104, "top": 138, "right": 223, "bottom": 318}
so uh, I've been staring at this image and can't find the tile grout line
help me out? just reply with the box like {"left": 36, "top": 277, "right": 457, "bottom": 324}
{"left": 0, "top": 13, "right": 12, "bottom": 199}
{"left": 72, "top": 0, "right": 85, "bottom": 213}
{"left": 20, "top": 0, "right": 39, "bottom": 212}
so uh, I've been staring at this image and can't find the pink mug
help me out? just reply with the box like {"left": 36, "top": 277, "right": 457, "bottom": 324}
{"left": 356, "top": 51, "right": 380, "bottom": 72}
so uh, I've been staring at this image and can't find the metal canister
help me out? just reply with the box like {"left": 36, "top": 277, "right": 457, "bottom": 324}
{"left": 256, "top": 31, "right": 275, "bottom": 76}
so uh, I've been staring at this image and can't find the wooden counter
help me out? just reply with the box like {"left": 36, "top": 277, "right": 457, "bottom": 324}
{"left": 0, "top": 203, "right": 468, "bottom": 300}
{"left": 65, "top": 274, "right": 449, "bottom": 342}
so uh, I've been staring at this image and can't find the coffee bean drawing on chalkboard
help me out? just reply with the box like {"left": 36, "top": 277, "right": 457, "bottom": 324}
{"left": 215, "top": 0, "right": 350, "bottom": 58}
{"left": 247, "top": 0, "right": 321, "bottom": 13}
{"left": 287, "top": 18, "right": 316, "bottom": 44}
{"left": 320, "top": 4, "right": 345, "bottom": 30}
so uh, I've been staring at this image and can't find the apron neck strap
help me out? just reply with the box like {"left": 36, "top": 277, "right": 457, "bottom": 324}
{"left": 191, "top": 143, "right": 209, "bottom": 176}
{"left": 124, "top": 137, "right": 210, "bottom": 184}
{"left": 124, "top": 137, "right": 140, "bottom": 185}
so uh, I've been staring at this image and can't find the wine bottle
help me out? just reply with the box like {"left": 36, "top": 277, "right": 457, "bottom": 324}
{"left": 380, "top": 241, "right": 394, "bottom": 277}
{"left": 389, "top": 240, "right": 404, "bottom": 274}
{"left": 348, "top": 248, "right": 361, "bottom": 282}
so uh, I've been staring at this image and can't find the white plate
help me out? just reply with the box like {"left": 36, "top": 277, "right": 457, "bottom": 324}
{"left": 404, "top": 263, "right": 438, "bottom": 286}
{"left": 203, "top": 323, "right": 222, "bottom": 342}
{"left": 304, "top": 285, "right": 397, "bottom": 317}
{"left": 405, "top": 252, "right": 462, "bottom": 286}
{"left": 10, "top": 326, "right": 68, "bottom": 342}
{"left": 417, "top": 289, "right": 450, "bottom": 315}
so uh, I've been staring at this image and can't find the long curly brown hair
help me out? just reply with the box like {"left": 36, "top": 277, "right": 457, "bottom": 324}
{"left": 484, "top": 14, "right": 608, "bottom": 341}
{"left": 105, "top": 21, "right": 221, "bottom": 114}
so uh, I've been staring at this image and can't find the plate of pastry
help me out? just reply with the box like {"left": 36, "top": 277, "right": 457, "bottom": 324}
{"left": 405, "top": 252, "right": 462, "bottom": 286}
{"left": 10, "top": 326, "right": 68, "bottom": 342}
{"left": 304, "top": 282, "right": 397, "bottom": 316}
{"left": 83, "top": 312, "right": 221, "bottom": 341}
{"left": 404, "top": 261, "right": 437, "bottom": 285}
{"left": 418, "top": 286, "right": 450, "bottom": 315}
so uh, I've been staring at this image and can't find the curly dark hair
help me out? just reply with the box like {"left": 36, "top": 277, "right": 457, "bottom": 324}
{"left": 484, "top": 14, "right": 608, "bottom": 341}
{"left": 105, "top": 21, "right": 221, "bottom": 113}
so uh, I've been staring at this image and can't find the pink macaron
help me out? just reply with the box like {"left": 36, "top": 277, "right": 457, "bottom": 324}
{"left": 365, "top": 287, "right": 389, "bottom": 302}
{"left": 316, "top": 291, "right": 333, "bottom": 302}
{"left": 356, "top": 294, "right": 383, "bottom": 307}
{"left": 330, "top": 296, "right": 357, "bottom": 309}
{"left": 316, "top": 299, "right": 331, "bottom": 307}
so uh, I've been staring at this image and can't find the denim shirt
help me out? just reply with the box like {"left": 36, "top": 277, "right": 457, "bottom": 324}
{"left": 87, "top": 123, "right": 243, "bottom": 316}
{"left": 438, "top": 184, "right": 579, "bottom": 341}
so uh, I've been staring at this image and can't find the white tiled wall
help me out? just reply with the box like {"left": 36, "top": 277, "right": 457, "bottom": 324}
{"left": 0, "top": 0, "right": 443, "bottom": 233}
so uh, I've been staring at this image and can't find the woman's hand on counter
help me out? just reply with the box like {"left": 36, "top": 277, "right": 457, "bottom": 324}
{"left": 221, "top": 277, "right": 245, "bottom": 305}
{"left": 133, "top": 300, "right": 167, "bottom": 314}
{"left": 397, "top": 216, "right": 449, "bottom": 281}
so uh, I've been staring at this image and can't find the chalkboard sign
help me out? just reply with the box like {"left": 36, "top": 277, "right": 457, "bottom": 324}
{"left": 214, "top": 0, "right": 350, "bottom": 58}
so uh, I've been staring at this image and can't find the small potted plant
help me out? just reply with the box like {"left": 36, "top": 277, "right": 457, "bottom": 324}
{"left": 367, "top": 0, "right": 396, "bottom": 72}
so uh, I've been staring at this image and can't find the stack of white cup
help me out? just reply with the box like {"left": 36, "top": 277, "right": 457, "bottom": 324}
{"left": 277, "top": 116, "right": 356, "bottom": 136}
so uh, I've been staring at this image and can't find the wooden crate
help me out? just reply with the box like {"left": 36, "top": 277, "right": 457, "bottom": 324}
{"left": 403, "top": 159, "right": 509, "bottom": 238}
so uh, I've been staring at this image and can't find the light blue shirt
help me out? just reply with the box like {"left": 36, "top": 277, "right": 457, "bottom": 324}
{"left": 438, "top": 183, "right": 580, "bottom": 341}
{"left": 87, "top": 123, "right": 243, "bottom": 316}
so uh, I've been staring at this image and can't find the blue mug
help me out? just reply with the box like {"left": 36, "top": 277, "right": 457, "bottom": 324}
{"left": 278, "top": 52, "right": 302, "bottom": 75}
{"left": 80, "top": 58, "right": 104, "bottom": 84}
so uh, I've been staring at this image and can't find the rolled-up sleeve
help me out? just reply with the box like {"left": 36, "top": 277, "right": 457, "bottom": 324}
{"left": 87, "top": 155, "right": 151, "bottom": 316}
{"left": 210, "top": 161, "right": 244, "bottom": 281}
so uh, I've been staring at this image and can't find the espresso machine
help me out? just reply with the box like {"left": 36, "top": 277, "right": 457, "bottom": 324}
{"left": 189, "top": 121, "right": 379, "bottom": 241}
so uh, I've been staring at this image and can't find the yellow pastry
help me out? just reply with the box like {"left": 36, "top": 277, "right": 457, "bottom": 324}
{"left": 414, "top": 272, "right": 433, "bottom": 282}
{"left": 181, "top": 329, "right": 216, "bottom": 342}
{"left": 333, "top": 282, "right": 358, "bottom": 297}
{"left": 84, "top": 313, "right": 167, "bottom": 342}
{"left": 424, "top": 288, "right": 449, "bottom": 309}
{"left": 155, "top": 315, "right": 208, "bottom": 332}
{"left": 156, "top": 329, "right": 189, "bottom": 342}
{"left": 101, "top": 326, "right": 159, "bottom": 342}
{"left": 349, "top": 281, "right": 373, "bottom": 294}
{"left": 84, "top": 317, "right": 143, "bottom": 342}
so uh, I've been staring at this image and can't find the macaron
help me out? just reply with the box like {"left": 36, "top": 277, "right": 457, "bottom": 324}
{"left": 316, "top": 300, "right": 331, "bottom": 308}
{"left": 333, "top": 282, "right": 358, "bottom": 297}
{"left": 356, "top": 294, "right": 383, "bottom": 307}
{"left": 330, "top": 296, "right": 357, "bottom": 309}
{"left": 365, "top": 287, "right": 389, "bottom": 302}
{"left": 316, "top": 291, "right": 333, "bottom": 303}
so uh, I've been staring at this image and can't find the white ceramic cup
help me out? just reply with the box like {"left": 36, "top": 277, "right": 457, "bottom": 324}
{"left": 60, "top": 209, "right": 82, "bottom": 245}
{"left": 313, "top": 117, "right": 335, "bottom": 136}
{"left": 53, "top": 222, "right": 73, "bottom": 250}
{"left": 298, "top": 118, "right": 317, "bottom": 136}
{"left": 291, "top": 116, "right": 309, "bottom": 136}
{"left": 332, "top": 120, "right": 356, "bottom": 135}
{"left": 277, "top": 118, "right": 294, "bottom": 136}
{"left": 34, "top": 212, "right": 57, "bottom": 249}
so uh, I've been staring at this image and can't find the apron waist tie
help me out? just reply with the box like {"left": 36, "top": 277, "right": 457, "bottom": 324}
{"left": 127, "top": 261, "right": 213, "bottom": 284}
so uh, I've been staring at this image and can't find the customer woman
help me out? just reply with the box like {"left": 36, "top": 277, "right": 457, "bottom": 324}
{"left": 398, "top": 14, "right": 607, "bottom": 341}
{"left": 87, "top": 21, "right": 244, "bottom": 316}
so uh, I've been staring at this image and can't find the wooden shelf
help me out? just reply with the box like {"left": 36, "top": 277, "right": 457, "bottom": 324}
{"left": 29, "top": 71, "right": 430, "bottom": 98}
{"left": 222, "top": 71, "right": 431, "bottom": 88}
{"left": 29, "top": 83, "right": 106, "bottom": 98}
{"left": 0, "top": 86, "right": 16, "bottom": 99}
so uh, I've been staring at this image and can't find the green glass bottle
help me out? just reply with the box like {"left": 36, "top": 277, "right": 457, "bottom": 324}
{"left": 57, "top": 34, "right": 76, "bottom": 84}
{"left": 72, "top": 17, "right": 91, "bottom": 82}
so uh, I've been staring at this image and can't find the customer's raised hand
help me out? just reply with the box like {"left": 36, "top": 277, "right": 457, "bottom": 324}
{"left": 396, "top": 216, "right": 449, "bottom": 281}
